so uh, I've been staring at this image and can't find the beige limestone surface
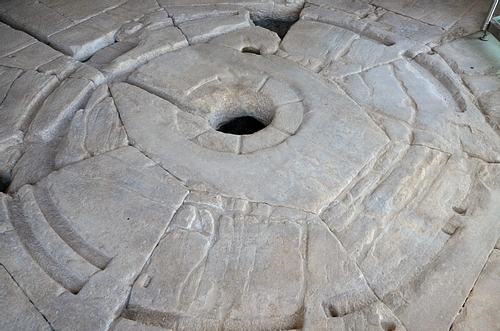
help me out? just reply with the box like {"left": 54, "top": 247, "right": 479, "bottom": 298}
{"left": 1, "top": 0, "right": 500, "bottom": 331}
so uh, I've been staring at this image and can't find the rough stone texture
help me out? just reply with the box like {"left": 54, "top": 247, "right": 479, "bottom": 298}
{"left": 1, "top": 1, "right": 500, "bottom": 330}
{"left": 451, "top": 246, "right": 500, "bottom": 331}
{"left": 0, "top": 264, "right": 51, "bottom": 331}
{"left": 0, "top": 147, "right": 187, "bottom": 330}
{"left": 120, "top": 43, "right": 388, "bottom": 212}
{"left": 208, "top": 26, "right": 281, "bottom": 54}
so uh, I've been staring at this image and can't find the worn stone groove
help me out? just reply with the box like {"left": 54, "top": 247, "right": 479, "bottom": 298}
{"left": 1, "top": 1, "right": 500, "bottom": 330}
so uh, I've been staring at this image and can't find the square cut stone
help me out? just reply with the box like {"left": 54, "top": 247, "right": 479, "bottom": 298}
{"left": 240, "top": 126, "right": 289, "bottom": 154}
{"left": 193, "top": 130, "right": 239, "bottom": 154}
{"left": 271, "top": 102, "right": 303, "bottom": 135}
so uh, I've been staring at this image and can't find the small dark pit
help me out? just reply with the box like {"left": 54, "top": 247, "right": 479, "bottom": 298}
{"left": 0, "top": 175, "right": 11, "bottom": 193}
{"left": 253, "top": 19, "right": 297, "bottom": 39}
{"left": 217, "top": 116, "right": 266, "bottom": 135}
{"left": 242, "top": 47, "right": 261, "bottom": 55}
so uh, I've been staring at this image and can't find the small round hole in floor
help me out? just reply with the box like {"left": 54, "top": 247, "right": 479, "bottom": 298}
{"left": 217, "top": 116, "right": 266, "bottom": 135}
{"left": 241, "top": 47, "right": 261, "bottom": 55}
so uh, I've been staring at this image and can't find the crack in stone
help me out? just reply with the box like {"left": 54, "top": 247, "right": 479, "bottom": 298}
{"left": 0, "top": 263, "right": 55, "bottom": 330}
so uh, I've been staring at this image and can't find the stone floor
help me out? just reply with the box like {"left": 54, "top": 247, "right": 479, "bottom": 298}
{"left": 1, "top": 0, "right": 500, "bottom": 330}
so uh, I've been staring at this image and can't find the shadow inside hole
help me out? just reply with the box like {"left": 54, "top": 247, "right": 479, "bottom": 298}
{"left": 217, "top": 116, "right": 266, "bottom": 135}
{"left": 241, "top": 47, "right": 261, "bottom": 55}
{"left": 253, "top": 19, "right": 297, "bottom": 39}
{"left": 323, "top": 303, "right": 343, "bottom": 318}
{"left": 381, "top": 321, "right": 397, "bottom": 331}
{"left": 0, "top": 174, "right": 11, "bottom": 193}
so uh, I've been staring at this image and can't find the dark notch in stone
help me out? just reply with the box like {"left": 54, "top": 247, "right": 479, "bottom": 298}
{"left": 0, "top": 173, "right": 11, "bottom": 193}
{"left": 253, "top": 19, "right": 297, "bottom": 39}
{"left": 242, "top": 47, "right": 261, "bottom": 55}
{"left": 217, "top": 116, "right": 266, "bottom": 135}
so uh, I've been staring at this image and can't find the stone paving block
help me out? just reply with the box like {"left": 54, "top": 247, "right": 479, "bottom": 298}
{"left": 375, "top": 10, "right": 448, "bottom": 45}
{"left": 26, "top": 77, "right": 93, "bottom": 142}
{"left": 0, "top": 264, "right": 51, "bottom": 331}
{"left": 120, "top": 43, "right": 388, "bottom": 212}
{"left": 170, "top": 5, "right": 253, "bottom": 44}
{"left": 451, "top": 248, "right": 500, "bottom": 331}
{"left": 0, "top": 22, "right": 36, "bottom": 57}
{"left": 48, "top": 21, "right": 117, "bottom": 61}
{"left": 0, "top": 66, "right": 22, "bottom": 104}
{"left": 103, "top": 26, "right": 188, "bottom": 79}
{"left": 1, "top": 2, "right": 500, "bottom": 330}
{"left": 43, "top": 0, "right": 127, "bottom": 24}
{"left": 0, "top": 70, "right": 59, "bottom": 137}
{"left": 0, "top": 43, "right": 61, "bottom": 70}
{"left": 372, "top": 0, "right": 489, "bottom": 31}
{"left": 436, "top": 32, "right": 500, "bottom": 76}
{"left": 0, "top": 147, "right": 188, "bottom": 330}
{"left": 0, "top": 2, "right": 74, "bottom": 42}
{"left": 55, "top": 89, "right": 128, "bottom": 169}
{"left": 385, "top": 163, "right": 500, "bottom": 331}
{"left": 38, "top": 55, "right": 80, "bottom": 80}
{"left": 208, "top": 26, "right": 281, "bottom": 54}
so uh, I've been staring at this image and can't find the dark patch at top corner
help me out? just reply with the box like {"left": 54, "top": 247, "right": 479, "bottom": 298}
{"left": 252, "top": 18, "right": 298, "bottom": 39}
{"left": 0, "top": 175, "right": 11, "bottom": 194}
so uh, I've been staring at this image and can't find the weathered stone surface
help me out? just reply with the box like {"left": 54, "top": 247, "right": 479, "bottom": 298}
{"left": 119, "top": 43, "right": 388, "bottom": 212}
{"left": 0, "top": 66, "right": 22, "bottom": 104}
{"left": 103, "top": 26, "right": 188, "bottom": 79}
{"left": 1, "top": 1, "right": 500, "bottom": 330}
{"left": 38, "top": 55, "right": 80, "bottom": 80}
{"left": 0, "top": 264, "right": 51, "bottom": 331}
{"left": 0, "top": 2, "right": 74, "bottom": 42}
{"left": 385, "top": 163, "right": 500, "bottom": 330}
{"left": 451, "top": 248, "right": 500, "bottom": 331}
{"left": 166, "top": 5, "right": 253, "bottom": 44}
{"left": 280, "top": 6, "right": 425, "bottom": 77}
{"left": 0, "top": 147, "right": 187, "bottom": 330}
{"left": 0, "top": 70, "right": 59, "bottom": 134}
{"left": 0, "top": 22, "right": 36, "bottom": 57}
{"left": 113, "top": 318, "right": 173, "bottom": 331}
{"left": 0, "top": 43, "right": 61, "bottom": 70}
{"left": 26, "top": 77, "right": 93, "bottom": 142}
{"left": 55, "top": 86, "right": 128, "bottom": 168}
{"left": 158, "top": 0, "right": 304, "bottom": 21}
{"left": 372, "top": 0, "right": 491, "bottom": 33}
{"left": 208, "top": 26, "right": 281, "bottom": 54}
{"left": 0, "top": 147, "right": 21, "bottom": 190}
{"left": 437, "top": 33, "right": 500, "bottom": 76}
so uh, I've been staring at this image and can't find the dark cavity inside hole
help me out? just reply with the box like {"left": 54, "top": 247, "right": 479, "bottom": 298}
{"left": 241, "top": 47, "right": 261, "bottom": 55}
{"left": 0, "top": 173, "right": 11, "bottom": 193}
{"left": 253, "top": 19, "right": 297, "bottom": 39}
{"left": 217, "top": 116, "right": 266, "bottom": 135}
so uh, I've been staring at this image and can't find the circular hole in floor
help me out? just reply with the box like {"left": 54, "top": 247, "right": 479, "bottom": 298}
{"left": 217, "top": 116, "right": 267, "bottom": 135}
